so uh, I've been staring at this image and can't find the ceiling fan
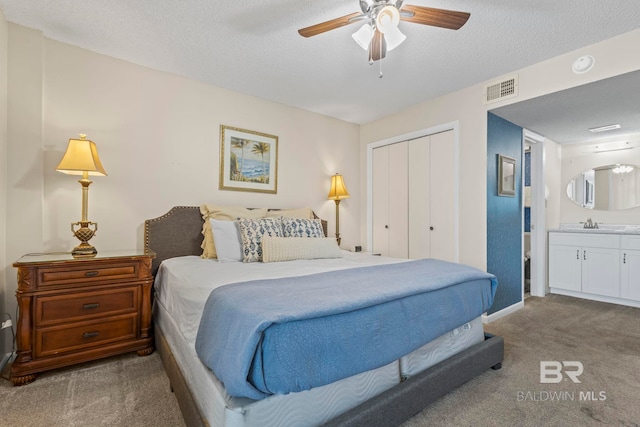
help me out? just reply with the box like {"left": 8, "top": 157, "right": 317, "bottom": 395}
{"left": 298, "top": 0, "right": 470, "bottom": 63}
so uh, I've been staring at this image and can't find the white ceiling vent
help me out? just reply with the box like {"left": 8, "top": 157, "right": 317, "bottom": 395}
{"left": 484, "top": 75, "right": 519, "bottom": 104}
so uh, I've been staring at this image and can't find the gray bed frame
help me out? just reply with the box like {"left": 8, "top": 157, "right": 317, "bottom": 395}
{"left": 144, "top": 206, "right": 504, "bottom": 427}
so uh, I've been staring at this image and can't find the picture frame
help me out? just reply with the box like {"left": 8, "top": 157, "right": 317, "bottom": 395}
{"left": 219, "top": 125, "right": 278, "bottom": 194}
{"left": 498, "top": 154, "right": 516, "bottom": 197}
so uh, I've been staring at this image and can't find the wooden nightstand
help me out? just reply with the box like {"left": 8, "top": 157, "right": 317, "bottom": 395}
{"left": 10, "top": 250, "right": 155, "bottom": 386}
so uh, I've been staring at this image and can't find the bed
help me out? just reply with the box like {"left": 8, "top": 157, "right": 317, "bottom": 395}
{"left": 144, "top": 206, "right": 504, "bottom": 427}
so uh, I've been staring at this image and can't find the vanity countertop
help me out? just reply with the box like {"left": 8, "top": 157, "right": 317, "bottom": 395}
{"left": 549, "top": 224, "right": 640, "bottom": 235}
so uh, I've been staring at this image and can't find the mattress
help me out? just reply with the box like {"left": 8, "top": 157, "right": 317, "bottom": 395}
{"left": 154, "top": 252, "right": 486, "bottom": 426}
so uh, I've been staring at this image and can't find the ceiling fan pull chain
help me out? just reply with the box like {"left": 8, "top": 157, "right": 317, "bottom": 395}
{"left": 379, "top": 38, "right": 384, "bottom": 78}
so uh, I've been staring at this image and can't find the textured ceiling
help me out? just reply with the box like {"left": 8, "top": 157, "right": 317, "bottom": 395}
{"left": 491, "top": 69, "right": 640, "bottom": 145}
{"left": 1, "top": 0, "right": 640, "bottom": 124}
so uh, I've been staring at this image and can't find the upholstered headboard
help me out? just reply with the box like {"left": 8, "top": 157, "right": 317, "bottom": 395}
{"left": 144, "top": 206, "right": 328, "bottom": 275}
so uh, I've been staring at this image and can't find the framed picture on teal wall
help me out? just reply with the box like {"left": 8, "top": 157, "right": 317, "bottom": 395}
{"left": 498, "top": 154, "right": 516, "bottom": 197}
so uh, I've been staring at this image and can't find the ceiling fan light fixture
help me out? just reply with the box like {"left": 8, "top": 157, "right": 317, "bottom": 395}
{"left": 384, "top": 25, "right": 406, "bottom": 51}
{"left": 376, "top": 5, "right": 400, "bottom": 33}
{"left": 352, "top": 23, "right": 374, "bottom": 50}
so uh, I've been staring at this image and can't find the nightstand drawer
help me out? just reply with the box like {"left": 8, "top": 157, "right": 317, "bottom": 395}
{"left": 36, "top": 287, "right": 139, "bottom": 326}
{"left": 36, "top": 315, "right": 138, "bottom": 357}
{"left": 38, "top": 261, "right": 141, "bottom": 287}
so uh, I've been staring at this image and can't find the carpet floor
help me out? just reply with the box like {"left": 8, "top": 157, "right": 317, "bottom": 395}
{"left": 401, "top": 294, "right": 640, "bottom": 427}
{"left": 1, "top": 294, "right": 639, "bottom": 426}
{"left": 0, "top": 350, "right": 185, "bottom": 427}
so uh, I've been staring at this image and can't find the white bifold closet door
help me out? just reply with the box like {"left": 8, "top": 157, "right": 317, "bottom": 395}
{"left": 372, "top": 130, "right": 455, "bottom": 261}
{"left": 372, "top": 142, "right": 409, "bottom": 258}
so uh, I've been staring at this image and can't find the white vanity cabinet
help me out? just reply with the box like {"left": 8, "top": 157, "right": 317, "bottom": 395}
{"left": 549, "top": 232, "right": 620, "bottom": 298}
{"left": 549, "top": 231, "right": 640, "bottom": 307}
{"left": 620, "top": 235, "right": 640, "bottom": 300}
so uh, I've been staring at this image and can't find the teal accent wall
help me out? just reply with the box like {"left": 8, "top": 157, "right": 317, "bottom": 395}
{"left": 487, "top": 112, "right": 523, "bottom": 315}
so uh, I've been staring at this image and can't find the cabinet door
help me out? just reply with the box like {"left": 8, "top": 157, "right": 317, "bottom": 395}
{"left": 581, "top": 247, "right": 620, "bottom": 297}
{"left": 621, "top": 249, "right": 640, "bottom": 301}
{"left": 549, "top": 244, "right": 581, "bottom": 291}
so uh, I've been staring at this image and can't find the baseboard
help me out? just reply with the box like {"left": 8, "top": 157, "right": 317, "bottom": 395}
{"left": 482, "top": 300, "right": 524, "bottom": 323}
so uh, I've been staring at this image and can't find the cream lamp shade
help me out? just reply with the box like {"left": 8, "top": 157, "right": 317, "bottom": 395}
{"left": 328, "top": 173, "right": 350, "bottom": 246}
{"left": 56, "top": 134, "right": 107, "bottom": 257}
{"left": 327, "top": 174, "right": 350, "bottom": 201}
{"left": 56, "top": 135, "right": 107, "bottom": 176}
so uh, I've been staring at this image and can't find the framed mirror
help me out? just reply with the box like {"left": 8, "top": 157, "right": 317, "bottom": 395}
{"left": 566, "top": 164, "right": 640, "bottom": 210}
{"left": 498, "top": 154, "right": 516, "bottom": 197}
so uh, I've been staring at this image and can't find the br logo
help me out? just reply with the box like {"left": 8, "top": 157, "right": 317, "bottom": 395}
{"left": 540, "top": 361, "right": 584, "bottom": 383}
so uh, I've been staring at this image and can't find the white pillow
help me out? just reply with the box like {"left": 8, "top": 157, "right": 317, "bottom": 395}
{"left": 210, "top": 219, "right": 243, "bottom": 262}
{"left": 262, "top": 237, "right": 341, "bottom": 263}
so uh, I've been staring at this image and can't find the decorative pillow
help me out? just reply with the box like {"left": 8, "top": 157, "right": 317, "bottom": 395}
{"left": 281, "top": 217, "right": 325, "bottom": 238}
{"left": 210, "top": 219, "right": 243, "bottom": 262}
{"left": 262, "top": 237, "right": 341, "bottom": 263}
{"left": 266, "top": 207, "right": 314, "bottom": 219}
{"left": 237, "top": 217, "right": 284, "bottom": 263}
{"left": 199, "top": 205, "right": 267, "bottom": 259}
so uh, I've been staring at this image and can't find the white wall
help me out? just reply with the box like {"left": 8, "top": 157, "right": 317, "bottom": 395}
{"left": 0, "top": 11, "right": 8, "bottom": 355}
{"left": 39, "top": 39, "right": 360, "bottom": 253}
{"left": 360, "top": 29, "right": 640, "bottom": 271}
{"left": 3, "top": 23, "right": 46, "bottom": 356}
{"left": 2, "top": 26, "right": 361, "bottom": 354}
{"left": 544, "top": 137, "right": 562, "bottom": 230}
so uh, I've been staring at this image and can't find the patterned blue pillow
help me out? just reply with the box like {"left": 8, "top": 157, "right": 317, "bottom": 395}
{"left": 281, "top": 217, "right": 325, "bottom": 238}
{"left": 237, "top": 217, "right": 284, "bottom": 262}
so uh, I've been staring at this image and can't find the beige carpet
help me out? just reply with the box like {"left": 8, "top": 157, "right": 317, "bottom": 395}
{"left": 1, "top": 294, "right": 639, "bottom": 426}
{"left": 0, "top": 351, "right": 185, "bottom": 427}
{"left": 402, "top": 294, "right": 640, "bottom": 427}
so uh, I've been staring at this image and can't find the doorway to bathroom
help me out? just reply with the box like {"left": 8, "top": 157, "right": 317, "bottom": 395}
{"left": 523, "top": 129, "right": 546, "bottom": 298}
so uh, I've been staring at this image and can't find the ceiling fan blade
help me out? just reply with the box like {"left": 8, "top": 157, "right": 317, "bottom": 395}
{"left": 298, "top": 12, "right": 363, "bottom": 37}
{"left": 369, "top": 30, "right": 387, "bottom": 62}
{"left": 400, "top": 5, "right": 470, "bottom": 30}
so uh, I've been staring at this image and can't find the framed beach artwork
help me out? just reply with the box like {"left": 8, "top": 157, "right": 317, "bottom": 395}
{"left": 498, "top": 154, "right": 516, "bottom": 197}
{"left": 219, "top": 125, "right": 278, "bottom": 194}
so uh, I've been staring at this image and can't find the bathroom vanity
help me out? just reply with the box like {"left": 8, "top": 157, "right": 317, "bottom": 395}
{"left": 548, "top": 225, "right": 640, "bottom": 307}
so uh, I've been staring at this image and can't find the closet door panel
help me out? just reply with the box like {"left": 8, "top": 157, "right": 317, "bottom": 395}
{"left": 408, "top": 137, "right": 430, "bottom": 259}
{"left": 429, "top": 131, "right": 456, "bottom": 262}
{"left": 387, "top": 142, "right": 409, "bottom": 258}
{"left": 372, "top": 146, "right": 390, "bottom": 256}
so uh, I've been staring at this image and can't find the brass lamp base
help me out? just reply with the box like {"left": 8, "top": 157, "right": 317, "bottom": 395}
{"left": 72, "top": 242, "right": 97, "bottom": 258}
{"left": 71, "top": 220, "right": 98, "bottom": 258}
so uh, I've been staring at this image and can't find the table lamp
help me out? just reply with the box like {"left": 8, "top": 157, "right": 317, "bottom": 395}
{"left": 56, "top": 134, "right": 107, "bottom": 257}
{"left": 327, "top": 173, "right": 350, "bottom": 246}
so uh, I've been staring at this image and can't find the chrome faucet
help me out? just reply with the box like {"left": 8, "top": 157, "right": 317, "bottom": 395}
{"left": 583, "top": 218, "right": 599, "bottom": 229}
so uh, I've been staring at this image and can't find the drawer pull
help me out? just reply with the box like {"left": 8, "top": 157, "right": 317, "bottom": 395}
{"left": 82, "top": 331, "right": 100, "bottom": 339}
{"left": 82, "top": 303, "right": 100, "bottom": 310}
{"left": 85, "top": 271, "right": 99, "bottom": 277}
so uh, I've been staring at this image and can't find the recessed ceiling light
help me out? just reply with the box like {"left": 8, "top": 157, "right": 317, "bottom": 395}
{"left": 572, "top": 55, "right": 595, "bottom": 74}
{"left": 588, "top": 124, "right": 621, "bottom": 133}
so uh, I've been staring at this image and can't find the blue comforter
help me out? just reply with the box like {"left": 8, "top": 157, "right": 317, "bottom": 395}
{"left": 195, "top": 259, "right": 497, "bottom": 400}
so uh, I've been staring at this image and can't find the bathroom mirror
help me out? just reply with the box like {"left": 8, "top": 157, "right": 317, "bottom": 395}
{"left": 566, "top": 164, "right": 640, "bottom": 210}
